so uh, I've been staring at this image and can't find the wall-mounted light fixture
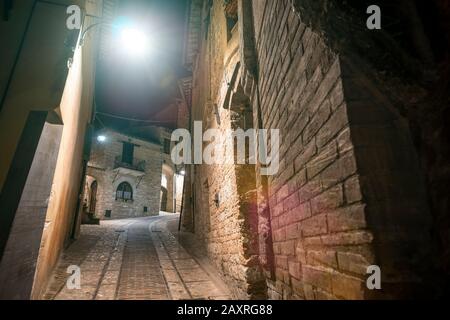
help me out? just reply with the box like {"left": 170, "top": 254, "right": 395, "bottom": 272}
{"left": 79, "top": 18, "right": 150, "bottom": 57}
{"left": 79, "top": 21, "right": 111, "bottom": 46}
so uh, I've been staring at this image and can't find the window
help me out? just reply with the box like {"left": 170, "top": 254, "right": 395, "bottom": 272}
{"left": 116, "top": 182, "right": 133, "bottom": 201}
{"left": 121, "top": 142, "right": 134, "bottom": 165}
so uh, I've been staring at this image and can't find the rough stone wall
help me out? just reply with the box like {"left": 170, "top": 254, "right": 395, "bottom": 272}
{"left": 185, "top": 0, "right": 434, "bottom": 300}
{"left": 188, "top": 0, "right": 363, "bottom": 299}
{"left": 177, "top": 99, "right": 190, "bottom": 131}
{"left": 251, "top": 0, "right": 432, "bottom": 299}
{"left": 195, "top": 114, "right": 251, "bottom": 299}
{"left": 253, "top": 0, "right": 366, "bottom": 299}
{"left": 87, "top": 130, "right": 163, "bottom": 219}
{"left": 186, "top": 0, "right": 265, "bottom": 299}
{"left": 0, "top": 123, "right": 63, "bottom": 299}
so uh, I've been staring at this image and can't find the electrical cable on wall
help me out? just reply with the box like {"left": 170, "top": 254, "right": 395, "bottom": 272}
{"left": 95, "top": 111, "right": 174, "bottom": 125}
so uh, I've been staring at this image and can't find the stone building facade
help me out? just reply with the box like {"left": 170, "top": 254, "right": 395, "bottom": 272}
{"left": 181, "top": 0, "right": 448, "bottom": 299}
{"left": 85, "top": 129, "right": 178, "bottom": 219}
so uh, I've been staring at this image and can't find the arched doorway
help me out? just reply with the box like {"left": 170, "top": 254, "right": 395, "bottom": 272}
{"left": 89, "top": 181, "right": 98, "bottom": 214}
{"left": 160, "top": 186, "right": 168, "bottom": 212}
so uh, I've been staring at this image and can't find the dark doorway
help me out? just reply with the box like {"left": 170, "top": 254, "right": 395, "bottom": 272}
{"left": 89, "top": 181, "right": 98, "bottom": 214}
{"left": 160, "top": 186, "right": 168, "bottom": 212}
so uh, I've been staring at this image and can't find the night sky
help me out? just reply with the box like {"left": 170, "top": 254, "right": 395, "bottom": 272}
{"left": 95, "top": 0, "right": 189, "bottom": 133}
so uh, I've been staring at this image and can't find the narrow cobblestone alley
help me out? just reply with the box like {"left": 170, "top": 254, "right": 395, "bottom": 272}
{"left": 1, "top": 0, "right": 449, "bottom": 303}
{"left": 43, "top": 215, "right": 231, "bottom": 300}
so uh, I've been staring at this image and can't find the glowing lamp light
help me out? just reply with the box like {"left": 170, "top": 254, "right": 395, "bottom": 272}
{"left": 119, "top": 27, "right": 149, "bottom": 56}
{"left": 97, "top": 135, "right": 107, "bottom": 143}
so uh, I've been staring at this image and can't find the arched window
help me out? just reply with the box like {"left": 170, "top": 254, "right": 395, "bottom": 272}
{"left": 116, "top": 182, "right": 133, "bottom": 201}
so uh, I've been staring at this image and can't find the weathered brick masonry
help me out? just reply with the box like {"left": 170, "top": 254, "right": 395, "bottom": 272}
{"left": 183, "top": 0, "right": 436, "bottom": 299}
{"left": 182, "top": 0, "right": 265, "bottom": 299}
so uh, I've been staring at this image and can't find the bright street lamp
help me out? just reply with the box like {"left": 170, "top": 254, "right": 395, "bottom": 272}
{"left": 80, "top": 19, "right": 150, "bottom": 57}
{"left": 119, "top": 27, "right": 149, "bottom": 56}
{"left": 97, "top": 135, "right": 107, "bottom": 143}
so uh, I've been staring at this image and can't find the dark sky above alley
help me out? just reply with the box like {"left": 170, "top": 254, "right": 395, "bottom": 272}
{"left": 95, "top": 0, "right": 189, "bottom": 133}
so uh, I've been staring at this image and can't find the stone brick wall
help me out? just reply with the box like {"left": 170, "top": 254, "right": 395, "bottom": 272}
{"left": 86, "top": 130, "right": 163, "bottom": 219}
{"left": 185, "top": 0, "right": 434, "bottom": 299}
{"left": 253, "top": 0, "right": 364, "bottom": 299}
{"left": 252, "top": 0, "right": 432, "bottom": 299}
{"left": 185, "top": 0, "right": 265, "bottom": 299}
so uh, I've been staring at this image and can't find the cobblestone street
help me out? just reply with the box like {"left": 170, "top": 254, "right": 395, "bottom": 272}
{"left": 43, "top": 214, "right": 231, "bottom": 300}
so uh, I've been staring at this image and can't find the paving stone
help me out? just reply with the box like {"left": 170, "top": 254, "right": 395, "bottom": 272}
{"left": 44, "top": 216, "right": 231, "bottom": 300}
